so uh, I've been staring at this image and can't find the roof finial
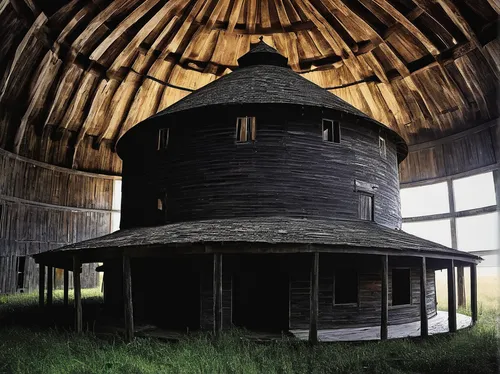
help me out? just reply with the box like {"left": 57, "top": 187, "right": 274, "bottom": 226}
{"left": 259, "top": 35, "right": 264, "bottom": 42}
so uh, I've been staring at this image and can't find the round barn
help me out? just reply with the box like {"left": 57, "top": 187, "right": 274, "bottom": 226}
{"left": 34, "top": 40, "right": 480, "bottom": 342}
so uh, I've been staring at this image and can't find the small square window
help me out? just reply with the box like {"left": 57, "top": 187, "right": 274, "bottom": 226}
{"left": 236, "top": 117, "right": 256, "bottom": 142}
{"left": 334, "top": 269, "right": 358, "bottom": 305}
{"left": 392, "top": 268, "right": 411, "bottom": 306}
{"left": 322, "top": 119, "right": 340, "bottom": 143}
{"left": 158, "top": 128, "right": 169, "bottom": 150}
{"left": 379, "top": 136, "right": 386, "bottom": 159}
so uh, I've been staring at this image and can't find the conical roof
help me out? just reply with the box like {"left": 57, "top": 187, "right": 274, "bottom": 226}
{"left": 118, "top": 40, "right": 407, "bottom": 159}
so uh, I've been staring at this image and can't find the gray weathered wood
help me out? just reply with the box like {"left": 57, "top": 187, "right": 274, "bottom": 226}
{"left": 123, "top": 255, "right": 134, "bottom": 342}
{"left": 420, "top": 257, "right": 428, "bottom": 337}
{"left": 447, "top": 260, "right": 457, "bottom": 332}
{"left": 213, "top": 253, "right": 223, "bottom": 335}
{"left": 381, "top": 255, "right": 388, "bottom": 340}
{"left": 73, "top": 256, "right": 82, "bottom": 333}
{"left": 309, "top": 252, "right": 319, "bottom": 343}
{"left": 470, "top": 263, "right": 478, "bottom": 325}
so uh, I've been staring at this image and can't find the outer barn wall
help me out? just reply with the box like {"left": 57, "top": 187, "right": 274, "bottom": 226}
{"left": 121, "top": 106, "right": 402, "bottom": 229}
{"left": 0, "top": 149, "right": 117, "bottom": 293}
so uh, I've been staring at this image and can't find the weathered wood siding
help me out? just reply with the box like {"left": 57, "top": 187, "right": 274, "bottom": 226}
{"left": 121, "top": 106, "right": 402, "bottom": 230}
{"left": 0, "top": 149, "right": 118, "bottom": 293}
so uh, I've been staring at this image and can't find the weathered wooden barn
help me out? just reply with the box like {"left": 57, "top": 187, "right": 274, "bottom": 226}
{"left": 0, "top": 0, "right": 498, "bottom": 342}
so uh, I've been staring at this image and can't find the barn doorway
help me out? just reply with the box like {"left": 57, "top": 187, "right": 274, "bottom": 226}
{"left": 232, "top": 255, "right": 289, "bottom": 332}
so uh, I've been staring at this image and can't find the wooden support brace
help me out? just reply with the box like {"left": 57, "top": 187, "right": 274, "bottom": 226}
{"left": 73, "top": 256, "right": 82, "bottom": 334}
{"left": 63, "top": 269, "right": 69, "bottom": 307}
{"left": 470, "top": 263, "right": 478, "bottom": 325}
{"left": 447, "top": 260, "right": 457, "bottom": 332}
{"left": 213, "top": 253, "right": 223, "bottom": 335}
{"left": 38, "top": 264, "right": 45, "bottom": 308}
{"left": 381, "top": 255, "right": 389, "bottom": 340}
{"left": 420, "top": 257, "right": 428, "bottom": 337}
{"left": 123, "top": 255, "right": 134, "bottom": 342}
{"left": 46, "top": 266, "right": 53, "bottom": 306}
{"left": 309, "top": 252, "right": 319, "bottom": 344}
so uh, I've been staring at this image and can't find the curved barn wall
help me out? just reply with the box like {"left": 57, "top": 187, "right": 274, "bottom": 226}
{"left": 0, "top": 149, "right": 120, "bottom": 294}
{"left": 120, "top": 107, "right": 402, "bottom": 230}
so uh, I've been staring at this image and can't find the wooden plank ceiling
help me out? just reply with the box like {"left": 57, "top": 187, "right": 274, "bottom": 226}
{"left": 0, "top": 0, "right": 498, "bottom": 175}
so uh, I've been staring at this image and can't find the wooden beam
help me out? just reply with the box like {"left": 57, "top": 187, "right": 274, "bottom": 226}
{"left": 402, "top": 204, "right": 497, "bottom": 223}
{"left": 213, "top": 253, "right": 222, "bottom": 335}
{"left": 447, "top": 259, "right": 457, "bottom": 332}
{"left": 38, "top": 264, "right": 45, "bottom": 308}
{"left": 420, "top": 257, "right": 428, "bottom": 337}
{"left": 63, "top": 268, "right": 69, "bottom": 307}
{"left": 457, "top": 266, "right": 466, "bottom": 308}
{"left": 73, "top": 256, "right": 82, "bottom": 334}
{"left": 122, "top": 254, "right": 134, "bottom": 342}
{"left": 470, "top": 263, "right": 478, "bottom": 325}
{"left": 381, "top": 254, "right": 388, "bottom": 340}
{"left": 46, "top": 266, "right": 53, "bottom": 306}
{"left": 309, "top": 252, "right": 319, "bottom": 344}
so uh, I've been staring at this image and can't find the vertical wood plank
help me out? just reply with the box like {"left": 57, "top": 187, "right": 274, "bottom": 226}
{"left": 73, "top": 256, "right": 82, "bottom": 334}
{"left": 309, "top": 252, "right": 319, "bottom": 344}
{"left": 470, "top": 263, "right": 478, "bottom": 325}
{"left": 420, "top": 257, "right": 428, "bottom": 337}
{"left": 447, "top": 260, "right": 457, "bottom": 332}
{"left": 38, "top": 264, "right": 45, "bottom": 307}
{"left": 63, "top": 269, "right": 69, "bottom": 307}
{"left": 122, "top": 254, "right": 134, "bottom": 342}
{"left": 213, "top": 253, "right": 222, "bottom": 335}
{"left": 46, "top": 266, "right": 53, "bottom": 306}
{"left": 457, "top": 266, "right": 466, "bottom": 307}
{"left": 381, "top": 255, "right": 388, "bottom": 340}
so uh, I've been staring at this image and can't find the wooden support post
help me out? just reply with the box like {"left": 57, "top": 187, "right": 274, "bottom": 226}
{"left": 38, "top": 264, "right": 45, "bottom": 308}
{"left": 122, "top": 255, "right": 134, "bottom": 342}
{"left": 420, "top": 257, "right": 428, "bottom": 337}
{"left": 447, "top": 260, "right": 457, "bottom": 332}
{"left": 470, "top": 263, "right": 478, "bottom": 325}
{"left": 381, "top": 255, "right": 388, "bottom": 340}
{"left": 309, "top": 252, "right": 319, "bottom": 344}
{"left": 213, "top": 253, "right": 223, "bottom": 335}
{"left": 46, "top": 266, "right": 53, "bottom": 306}
{"left": 63, "top": 269, "right": 69, "bottom": 307}
{"left": 73, "top": 256, "right": 82, "bottom": 334}
{"left": 457, "top": 266, "right": 466, "bottom": 307}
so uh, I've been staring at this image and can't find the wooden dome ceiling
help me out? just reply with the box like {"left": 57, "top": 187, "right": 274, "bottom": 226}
{"left": 0, "top": 0, "right": 498, "bottom": 176}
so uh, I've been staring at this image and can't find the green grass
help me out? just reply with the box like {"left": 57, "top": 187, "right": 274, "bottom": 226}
{"left": 0, "top": 282, "right": 498, "bottom": 374}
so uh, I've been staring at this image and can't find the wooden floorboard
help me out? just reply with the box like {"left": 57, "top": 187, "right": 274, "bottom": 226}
{"left": 290, "top": 311, "right": 471, "bottom": 342}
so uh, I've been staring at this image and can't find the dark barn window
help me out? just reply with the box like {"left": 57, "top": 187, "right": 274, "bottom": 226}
{"left": 236, "top": 117, "right": 256, "bottom": 142}
{"left": 379, "top": 136, "right": 387, "bottom": 159}
{"left": 17, "top": 256, "right": 26, "bottom": 291}
{"left": 392, "top": 268, "right": 411, "bottom": 306}
{"left": 322, "top": 119, "right": 340, "bottom": 143}
{"left": 157, "top": 128, "right": 169, "bottom": 150}
{"left": 334, "top": 269, "right": 358, "bottom": 305}
{"left": 359, "top": 193, "right": 374, "bottom": 221}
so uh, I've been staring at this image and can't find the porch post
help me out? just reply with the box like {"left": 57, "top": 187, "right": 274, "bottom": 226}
{"left": 73, "top": 256, "right": 82, "bottom": 333}
{"left": 420, "top": 257, "right": 428, "bottom": 337}
{"left": 63, "top": 269, "right": 69, "bottom": 307}
{"left": 381, "top": 255, "right": 388, "bottom": 340}
{"left": 46, "top": 266, "right": 53, "bottom": 306}
{"left": 470, "top": 263, "right": 478, "bottom": 325}
{"left": 123, "top": 254, "right": 134, "bottom": 342}
{"left": 38, "top": 264, "right": 45, "bottom": 308}
{"left": 447, "top": 259, "right": 457, "bottom": 332}
{"left": 213, "top": 253, "right": 223, "bottom": 335}
{"left": 309, "top": 252, "right": 319, "bottom": 344}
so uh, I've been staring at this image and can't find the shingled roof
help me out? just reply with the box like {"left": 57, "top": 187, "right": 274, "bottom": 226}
{"left": 118, "top": 41, "right": 407, "bottom": 160}
{"left": 34, "top": 217, "right": 480, "bottom": 263}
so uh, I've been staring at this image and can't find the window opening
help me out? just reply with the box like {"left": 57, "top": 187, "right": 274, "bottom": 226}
{"left": 158, "top": 128, "right": 169, "bottom": 150}
{"left": 322, "top": 119, "right": 340, "bottom": 143}
{"left": 334, "top": 269, "right": 358, "bottom": 305}
{"left": 392, "top": 268, "right": 411, "bottom": 306}
{"left": 359, "top": 193, "right": 374, "bottom": 221}
{"left": 236, "top": 117, "right": 256, "bottom": 142}
{"left": 17, "top": 256, "right": 26, "bottom": 291}
{"left": 379, "top": 136, "right": 386, "bottom": 159}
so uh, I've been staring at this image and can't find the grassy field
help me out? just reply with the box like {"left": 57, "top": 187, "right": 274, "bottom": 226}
{"left": 0, "top": 278, "right": 498, "bottom": 374}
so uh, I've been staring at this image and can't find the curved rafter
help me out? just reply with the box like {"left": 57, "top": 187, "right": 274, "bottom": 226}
{"left": 0, "top": 0, "right": 498, "bottom": 175}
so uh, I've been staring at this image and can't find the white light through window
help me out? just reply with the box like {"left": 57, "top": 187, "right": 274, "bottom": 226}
{"left": 402, "top": 219, "right": 452, "bottom": 247}
{"left": 456, "top": 212, "right": 499, "bottom": 251}
{"left": 453, "top": 172, "right": 496, "bottom": 212}
{"left": 400, "top": 182, "right": 450, "bottom": 218}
